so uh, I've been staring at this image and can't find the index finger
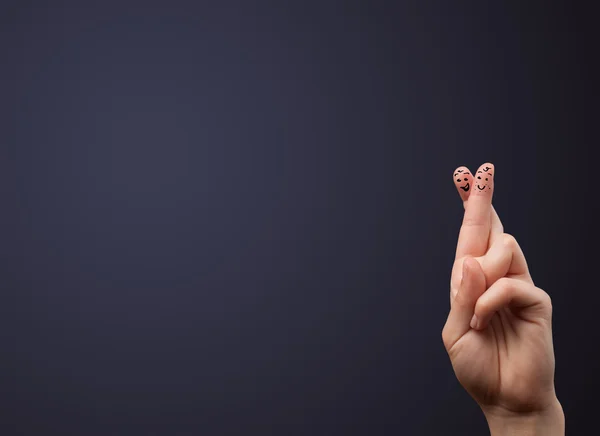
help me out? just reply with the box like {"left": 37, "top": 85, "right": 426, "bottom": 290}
{"left": 455, "top": 163, "right": 495, "bottom": 259}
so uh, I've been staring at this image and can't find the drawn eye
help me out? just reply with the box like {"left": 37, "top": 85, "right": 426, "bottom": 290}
{"left": 457, "top": 179, "right": 461, "bottom": 182}
{"left": 477, "top": 176, "right": 481, "bottom": 179}
{"left": 485, "top": 178, "right": 488, "bottom": 181}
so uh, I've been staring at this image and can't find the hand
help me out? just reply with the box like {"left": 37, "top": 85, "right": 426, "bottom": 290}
{"left": 442, "top": 163, "right": 564, "bottom": 435}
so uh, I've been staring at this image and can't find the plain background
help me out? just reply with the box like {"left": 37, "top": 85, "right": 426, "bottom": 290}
{"left": 1, "top": 1, "right": 598, "bottom": 435}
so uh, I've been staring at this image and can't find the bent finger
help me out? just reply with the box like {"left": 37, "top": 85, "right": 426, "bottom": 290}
{"left": 470, "top": 277, "right": 552, "bottom": 331}
{"left": 481, "top": 233, "right": 532, "bottom": 287}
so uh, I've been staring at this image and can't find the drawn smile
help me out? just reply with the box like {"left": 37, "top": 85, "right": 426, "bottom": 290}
{"left": 459, "top": 183, "right": 470, "bottom": 191}
{"left": 476, "top": 185, "right": 486, "bottom": 190}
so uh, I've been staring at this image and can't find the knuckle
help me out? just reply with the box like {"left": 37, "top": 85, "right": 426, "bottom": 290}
{"left": 533, "top": 287, "right": 553, "bottom": 319}
{"left": 441, "top": 326, "right": 451, "bottom": 350}
{"left": 496, "top": 276, "right": 513, "bottom": 290}
{"left": 540, "top": 290, "right": 553, "bottom": 310}
{"left": 502, "top": 233, "right": 518, "bottom": 248}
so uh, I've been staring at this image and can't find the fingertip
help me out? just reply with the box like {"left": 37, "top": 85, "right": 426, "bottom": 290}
{"left": 453, "top": 166, "right": 472, "bottom": 200}
{"left": 463, "top": 256, "right": 477, "bottom": 273}
{"left": 453, "top": 166, "right": 471, "bottom": 180}
{"left": 453, "top": 166, "right": 467, "bottom": 177}
{"left": 472, "top": 162, "right": 495, "bottom": 196}
{"left": 462, "top": 257, "right": 487, "bottom": 293}
{"left": 461, "top": 257, "right": 477, "bottom": 287}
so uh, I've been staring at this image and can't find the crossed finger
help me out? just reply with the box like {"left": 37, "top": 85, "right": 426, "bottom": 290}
{"left": 453, "top": 163, "right": 496, "bottom": 259}
{"left": 449, "top": 163, "right": 532, "bottom": 299}
{"left": 444, "top": 163, "right": 537, "bottom": 347}
{"left": 453, "top": 165, "right": 504, "bottom": 247}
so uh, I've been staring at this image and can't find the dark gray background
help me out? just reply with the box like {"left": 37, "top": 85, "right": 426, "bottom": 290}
{"left": 2, "top": 1, "right": 597, "bottom": 435}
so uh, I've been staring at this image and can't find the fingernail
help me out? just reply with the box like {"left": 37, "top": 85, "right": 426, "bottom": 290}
{"left": 470, "top": 314, "right": 478, "bottom": 329}
{"left": 473, "top": 163, "right": 494, "bottom": 195}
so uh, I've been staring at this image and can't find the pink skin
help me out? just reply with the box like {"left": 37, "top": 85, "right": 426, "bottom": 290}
{"left": 453, "top": 167, "right": 473, "bottom": 202}
{"left": 444, "top": 163, "right": 564, "bottom": 435}
{"left": 472, "top": 164, "right": 494, "bottom": 195}
{"left": 454, "top": 170, "right": 471, "bottom": 191}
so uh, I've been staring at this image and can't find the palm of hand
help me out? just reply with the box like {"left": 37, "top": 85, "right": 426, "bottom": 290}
{"left": 449, "top": 296, "right": 555, "bottom": 413}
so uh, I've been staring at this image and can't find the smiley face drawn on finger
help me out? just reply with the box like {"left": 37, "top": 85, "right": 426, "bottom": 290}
{"left": 474, "top": 166, "right": 493, "bottom": 192}
{"left": 455, "top": 171, "right": 471, "bottom": 192}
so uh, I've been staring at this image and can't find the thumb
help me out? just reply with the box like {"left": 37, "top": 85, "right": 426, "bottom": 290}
{"left": 442, "top": 257, "right": 487, "bottom": 351}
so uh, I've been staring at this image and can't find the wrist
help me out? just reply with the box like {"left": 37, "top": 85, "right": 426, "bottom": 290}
{"left": 483, "top": 398, "right": 564, "bottom": 436}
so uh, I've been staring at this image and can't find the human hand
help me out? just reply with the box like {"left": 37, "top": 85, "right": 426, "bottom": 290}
{"left": 442, "top": 163, "right": 564, "bottom": 435}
